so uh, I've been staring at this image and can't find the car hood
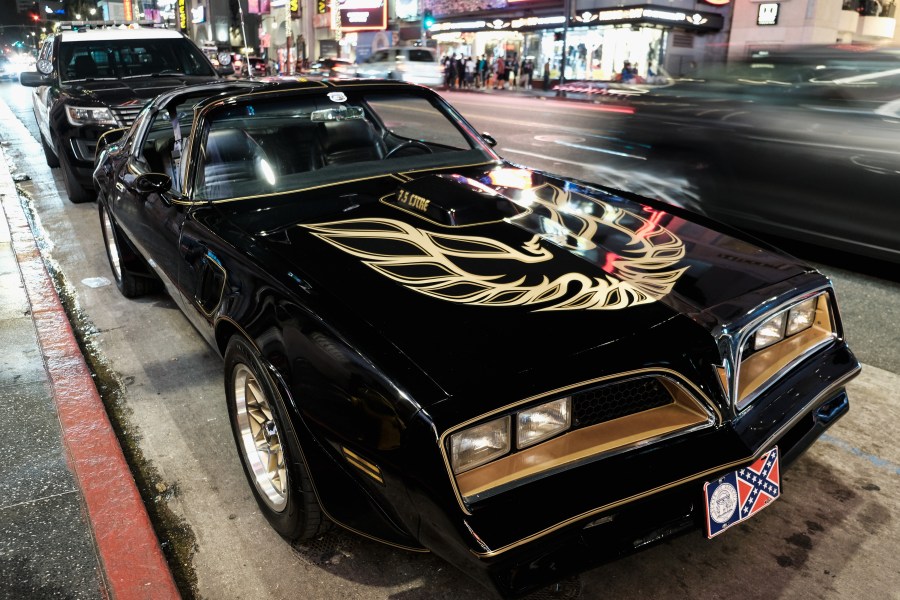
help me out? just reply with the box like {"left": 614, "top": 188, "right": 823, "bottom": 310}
{"left": 215, "top": 165, "right": 810, "bottom": 400}
{"left": 63, "top": 75, "right": 217, "bottom": 105}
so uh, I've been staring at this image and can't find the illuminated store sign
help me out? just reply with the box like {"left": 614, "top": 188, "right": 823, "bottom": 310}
{"left": 191, "top": 6, "right": 206, "bottom": 23}
{"left": 177, "top": 0, "right": 187, "bottom": 31}
{"left": 433, "top": 6, "right": 722, "bottom": 33}
{"left": 248, "top": 0, "right": 271, "bottom": 13}
{"left": 430, "top": 15, "right": 565, "bottom": 32}
{"left": 757, "top": 3, "right": 780, "bottom": 25}
{"left": 574, "top": 6, "right": 723, "bottom": 30}
{"left": 339, "top": 0, "right": 386, "bottom": 31}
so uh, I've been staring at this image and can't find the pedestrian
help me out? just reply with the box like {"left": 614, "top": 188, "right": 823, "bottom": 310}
{"left": 441, "top": 55, "right": 451, "bottom": 88}
{"left": 464, "top": 56, "right": 475, "bottom": 88}
{"left": 509, "top": 57, "right": 518, "bottom": 89}
{"left": 447, "top": 54, "right": 459, "bottom": 88}
{"left": 620, "top": 61, "right": 633, "bottom": 83}
{"left": 542, "top": 58, "right": 550, "bottom": 90}
{"left": 519, "top": 58, "right": 532, "bottom": 89}
{"left": 487, "top": 56, "right": 494, "bottom": 89}
{"left": 477, "top": 55, "right": 487, "bottom": 87}
{"left": 495, "top": 56, "right": 506, "bottom": 89}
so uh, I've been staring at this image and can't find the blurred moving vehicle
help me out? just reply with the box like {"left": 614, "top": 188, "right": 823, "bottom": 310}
{"left": 19, "top": 21, "right": 230, "bottom": 203}
{"left": 93, "top": 78, "right": 858, "bottom": 597}
{"left": 303, "top": 57, "right": 354, "bottom": 78}
{"left": 614, "top": 44, "right": 900, "bottom": 264}
{"left": 0, "top": 56, "right": 13, "bottom": 80}
{"left": 353, "top": 47, "right": 442, "bottom": 86}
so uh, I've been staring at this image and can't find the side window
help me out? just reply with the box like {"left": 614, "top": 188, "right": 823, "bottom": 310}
{"left": 370, "top": 50, "right": 389, "bottom": 63}
{"left": 367, "top": 95, "right": 471, "bottom": 150}
{"left": 138, "top": 112, "right": 179, "bottom": 185}
{"left": 408, "top": 50, "right": 434, "bottom": 63}
{"left": 194, "top": 124, "right": 270, "bottom": 201}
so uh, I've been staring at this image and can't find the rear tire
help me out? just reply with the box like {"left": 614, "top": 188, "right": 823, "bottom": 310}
{"left": 59, "top": 146, "right": 93, "bottom": 204}
{"left": 225, "top": 335, "right": 327, "bottom": 541}
{"left": 41, "top": 132, "right": 60, "bottom": 168}
{"left": 99, "top": 201, "right": 160, "bottom": 297}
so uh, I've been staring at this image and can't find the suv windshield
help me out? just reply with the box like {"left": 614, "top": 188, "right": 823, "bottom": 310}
{"left": 59, "top": 38, "right": 216, "bottom": 81}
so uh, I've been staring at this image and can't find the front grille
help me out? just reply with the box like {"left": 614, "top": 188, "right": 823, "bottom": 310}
{"left": 111, "top": 104, "right": 145, "bottom": 127}
{"left": 572, "top": 378, "right": 672, "bottom": 429}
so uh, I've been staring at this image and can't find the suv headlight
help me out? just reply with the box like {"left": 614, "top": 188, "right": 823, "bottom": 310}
{"left": 66, "top": 105, "right": 117, "bottom": 127}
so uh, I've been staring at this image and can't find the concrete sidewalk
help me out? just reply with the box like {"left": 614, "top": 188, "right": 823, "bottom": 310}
{"left": 0, "top": 147, "right": 179, "bottom": 599}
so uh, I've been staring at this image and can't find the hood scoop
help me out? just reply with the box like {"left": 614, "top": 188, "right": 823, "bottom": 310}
{"left": 385, "top": 174, "right": 527, "bottom": 226}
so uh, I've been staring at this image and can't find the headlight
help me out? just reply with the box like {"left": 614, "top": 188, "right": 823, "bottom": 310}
{"left": 517, "top": 397, "right": 571, "bottom": 448}
{"left": 450, "top": 416, "right": 510, "bottom": 474}
{"left": 786, "top": 297, "right": 817, "bottom": 336}
{"left": 753, "top": 295, "right": 822, "bottom": 351}
{"left": 753, "top": 311, "right": 786, "bottom": 350}
{"left": 65, "top": 105, "right": 117, "bottom": 127}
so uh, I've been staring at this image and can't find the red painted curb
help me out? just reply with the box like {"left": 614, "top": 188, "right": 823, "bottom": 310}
{"left": 1, "top": 161, "right": 181, "bottom": 600}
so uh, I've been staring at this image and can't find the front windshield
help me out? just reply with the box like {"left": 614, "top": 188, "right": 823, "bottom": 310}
{"left": 193, "top": 90, "right": 494, "bottom": 201}
{"left": 59, "top": 38, "right": 216, "bottom": 81}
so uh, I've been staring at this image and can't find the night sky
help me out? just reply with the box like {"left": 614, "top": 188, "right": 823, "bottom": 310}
{"left": 1, "top": 2, "right": 40, "bottom": 50}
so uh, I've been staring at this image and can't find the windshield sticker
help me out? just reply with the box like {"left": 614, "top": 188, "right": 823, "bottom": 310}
{"left": 327, "top": 92, "right": 347, "bottom": 103}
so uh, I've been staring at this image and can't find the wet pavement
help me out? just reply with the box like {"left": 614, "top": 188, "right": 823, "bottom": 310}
{"left": 0, "top": 146, "right": 179, "bottom": 599}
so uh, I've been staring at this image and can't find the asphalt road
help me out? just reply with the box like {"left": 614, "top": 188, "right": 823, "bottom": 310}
{"left": 2, "top": 81, "right": 899, "bottom": 600}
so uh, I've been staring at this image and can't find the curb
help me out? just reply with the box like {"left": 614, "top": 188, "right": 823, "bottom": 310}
{"left": 0, "top": 148, "right": 181, "bottom": 600}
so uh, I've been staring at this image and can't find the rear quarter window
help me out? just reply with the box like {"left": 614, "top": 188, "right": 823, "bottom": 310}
{"left": 408, "top": 50, "right": 436, "bottom": 63}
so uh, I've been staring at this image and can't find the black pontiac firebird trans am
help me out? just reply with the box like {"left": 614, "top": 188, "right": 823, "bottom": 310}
{"left": 93, "top": 78, "right": 860, "bottom": 597}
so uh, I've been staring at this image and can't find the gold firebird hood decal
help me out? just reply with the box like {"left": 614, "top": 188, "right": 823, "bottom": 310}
{"left": 303, "top": 182, "right": 688, "bottom": 311}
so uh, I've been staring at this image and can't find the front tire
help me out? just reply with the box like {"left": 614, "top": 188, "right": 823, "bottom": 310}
{"left": 99, "top": 201, "right": 160, "bottom": 297}
{"left": 41, "top": 132, "right": 60, "bottom": 168}
{"left": 59, "top": 147, "right": 93, "bottom": 203}
{"left": 225, "top": 335, "right": 327, "bottom": 541}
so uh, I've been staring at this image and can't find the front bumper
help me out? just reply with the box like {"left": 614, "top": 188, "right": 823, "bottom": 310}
{"left": 423, "top": 344, "right": 858, "bottom": 598}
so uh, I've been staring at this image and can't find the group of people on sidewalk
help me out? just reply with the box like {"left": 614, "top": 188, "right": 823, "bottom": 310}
{"left": 441, "top": 54, "right": 549, "bottom": 91}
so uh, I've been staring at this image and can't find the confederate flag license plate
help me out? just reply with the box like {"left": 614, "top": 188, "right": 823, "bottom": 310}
{"left": 703, "top": 447, "right": 781, "bottom": 539}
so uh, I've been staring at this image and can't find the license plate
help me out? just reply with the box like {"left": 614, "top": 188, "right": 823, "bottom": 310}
{"left": 704, "top": 447, "right": 781, "bottom": 539}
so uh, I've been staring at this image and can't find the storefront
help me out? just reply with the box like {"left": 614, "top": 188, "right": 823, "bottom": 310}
{"left": 429, "top": 5, "right": 725, "bottom": 82}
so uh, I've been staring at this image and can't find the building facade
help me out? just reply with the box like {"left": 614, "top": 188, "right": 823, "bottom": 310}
{"left": 728, "top": 0, "right": 899, "bottom": 61}
{"left": 85, "top": 0, "right": 900, "bottom": 80}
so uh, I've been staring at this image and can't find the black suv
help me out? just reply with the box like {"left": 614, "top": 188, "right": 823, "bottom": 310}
{"left": 20, "top": 23, "right": 231, "bottom": 202}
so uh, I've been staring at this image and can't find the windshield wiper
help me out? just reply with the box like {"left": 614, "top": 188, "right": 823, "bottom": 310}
{"left": 65, "top": 77, "right": 119, "bottom": 82}
{"left": 119, "top": 70, "right": 185, "bottom": 79}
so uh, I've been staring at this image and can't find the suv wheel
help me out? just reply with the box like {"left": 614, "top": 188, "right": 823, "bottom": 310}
{"left": 59, "top": 147, "right": 93, "bottom": 203}
{"left": 41, "top": 133, "right": 60, "bottom": 168}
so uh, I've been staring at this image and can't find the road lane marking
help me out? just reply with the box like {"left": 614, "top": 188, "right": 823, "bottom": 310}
{"left": 820, "top": 433, "right": 900, "bottom": 476}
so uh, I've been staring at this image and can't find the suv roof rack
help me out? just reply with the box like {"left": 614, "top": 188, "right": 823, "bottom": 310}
{"left": 54, "top": 20, "right": 170, "bottom": 32}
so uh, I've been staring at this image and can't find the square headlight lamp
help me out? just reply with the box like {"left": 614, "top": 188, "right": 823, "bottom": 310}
{"left": 753, "top": 295, "right": 821, "bottom": 351}
{"left": 786, "top": 297, "right": 817, "bottom": 336}
{"left": 753, "top": 312, "right": 786, "bottom": 350}
{"left": 450, "top": 416, "right": 510, "bottom": 474}
{"left": 517, "top": 397, "right": 571, "bottom": 449}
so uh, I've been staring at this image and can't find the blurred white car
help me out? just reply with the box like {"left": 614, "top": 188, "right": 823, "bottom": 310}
{"left": 354, "top": 47, "right": 442, "bottom": 86}
{"left": 0, "top": 57, "right": 12, "bottom": 80}
{"left": 1, "top": 54, "right": 35, "bottom": 80}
